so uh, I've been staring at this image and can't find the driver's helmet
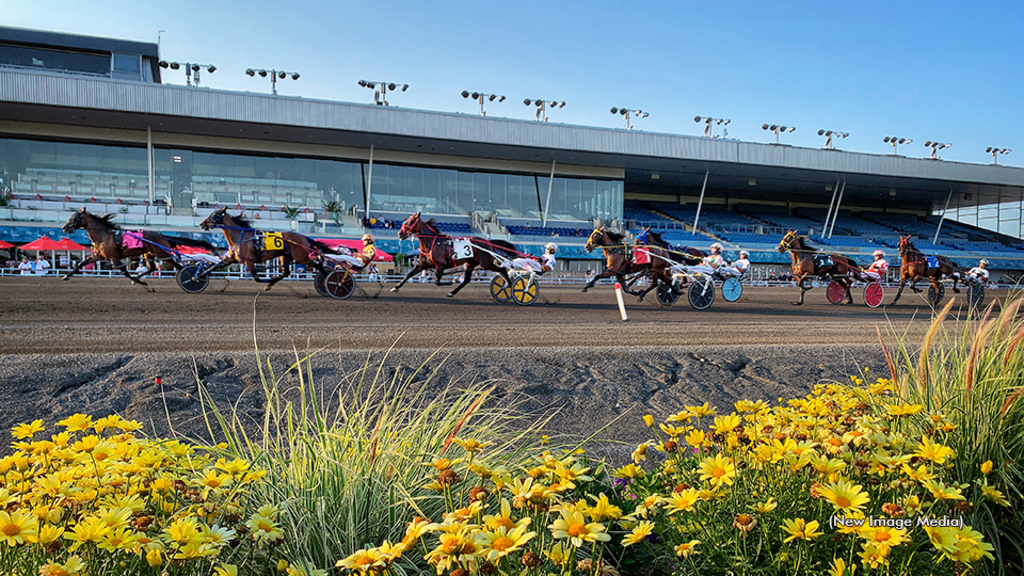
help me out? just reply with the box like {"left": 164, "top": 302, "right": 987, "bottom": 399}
{"left": 710, "top": 242, "right": 723, "bottom": 254}
{"left": 980, "top": 259, "right": 989, "bottom": 267}
{"left": 873, "top": 249, "right": 885, "bottom": 259}
{"left": 362, "top": 233, "right": 375, "bottom": 244}
{"left": 739, "top": 250, "right": 749, "bottom": 258}
{"left": 545, "top": 242, "right": 558, "bottom": 253}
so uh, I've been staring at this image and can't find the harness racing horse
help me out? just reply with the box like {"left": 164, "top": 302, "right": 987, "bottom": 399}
{"left": 777, "top": 230, "right": 865, "bottom": 306}
{"left": 891, "top": 235, "right": 961, "bottom": 305}
{"left": 199, "top": 207, "right": 334, "bottom": 290}
{"left": 391, "top": 212, "right": 518, "bottom": 298}
{"left": 581, "top": 226, "right": 672, "bottom": 301}
{"left": 61, "top": 208, "right": 215, "bottom": 286}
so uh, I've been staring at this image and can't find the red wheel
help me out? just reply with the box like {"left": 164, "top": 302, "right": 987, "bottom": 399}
{"left": 826, "top": 281, "right": 846, "bottom": 305}
{"left": 864, "top": 282, "right": 884, "bottom": 308}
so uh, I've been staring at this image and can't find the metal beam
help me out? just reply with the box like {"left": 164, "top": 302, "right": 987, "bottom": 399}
{"left": 542, "top": 160, "right": 556, "bottom": 228}
{"left": 827, "top": 181, "right": 846, "bottom": 238}
{"left": 365, "top": 144, "right": 374, "bottom": 219}
{"left": 692, "top": 169, "right": 710, "bottom": 236}
{"left": 933, "top": 189, "right": 953, "bottom": 244}
{"left": 822, "top": 179, "right": 840, "bottom": 239}
{"left": 146, "top": 127, "right": 154, "bottom": 204}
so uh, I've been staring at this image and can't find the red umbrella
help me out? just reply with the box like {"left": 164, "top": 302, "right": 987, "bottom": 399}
{"left": 315, "top": 238, "right": 394, "bottom": 262}
{"left": 55, "top": 238, "right": 88, "bottom": 251}
{"left": 0, "top": 240, "right": 13, "bottom": 249}
{"left": 19, "top": 237, "right": 63, "bottom": 251}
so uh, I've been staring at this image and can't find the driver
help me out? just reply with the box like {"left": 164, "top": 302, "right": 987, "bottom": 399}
{"left": 966, "top": 259, "right": 990, "bottom": 283}
{"left": 704, "top": 243, "right": 726, "bottom": 269}
{"left": 329, "top": 234, "right": 377, "bottom": 269}
{"left": 863, "top": 249, "right": 889, "bottom": 281}
{"left": 732, "top": 250, "right": 751, "bottom": 275}
{"left": 510, "top": 243, "right": 557, "bottom": 274}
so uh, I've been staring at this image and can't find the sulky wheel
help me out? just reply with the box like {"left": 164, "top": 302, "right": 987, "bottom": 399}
{"left": 927, "top": 284, "right": 945, "bottom": 306}
{"left": 721, "top": 277, "right": 743, "bottom": 302}
{"left": 490, "top": 275, "right": 513, "bottom": 303}
{"left": 826, "top": 281, "right": 847, "bottom": 305}
{"left": 511, "top": 276, "right": 539, "bottom": 306}
{"left": 314, "top": 270, "right": 330, "bottom": 297}
{"left": 176, "top": 265, "right": 209, "bottom": 294}
{"left": 656, "top": 282, "right": 680, "bottom": 306}
{"left": 863, "top": 282, "right": 884, "bottom": 308}
{"left": 687, "top": 278, "right": 715, "bottom": 310}
{"left": 968, "top": 283, "right": 985, "bottom": 310}
{"left": 324, "top": 269, "right": 356, "bottom": 300}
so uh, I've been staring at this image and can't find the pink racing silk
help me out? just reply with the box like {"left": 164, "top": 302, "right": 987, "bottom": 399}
{"left": 122, "top": 231, "right": 143, "bottom": 249}
{"left": 633, "top": 248, "right": 650, "bottom": 265}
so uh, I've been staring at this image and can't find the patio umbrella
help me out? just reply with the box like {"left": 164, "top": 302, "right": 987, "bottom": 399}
{"left": 315, "top": 238, "right": 394, "bottom": 262}
{"left": 54, "top": 238, "right": 89, "bottom": 271}
{"left": 0, "top": 240, "right": 13, "bottom": 249}
{"left": 18, "top": 237, "right": 63, "bottom": 274}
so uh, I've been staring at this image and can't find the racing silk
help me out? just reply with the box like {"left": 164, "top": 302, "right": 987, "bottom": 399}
{"left": 361, "top": 244, "right": 377, "bottom": 265}
{"left": 866, "top": 258, "right": 889, "bottom": 275}
{"left": 732, "top": 258, "right": 750, "bottom": 274}
{"left": 633, "top": 247, "right": 650, "bottom": 265}
{"left": 704, "top": 254, "right": 725, "bottom": 269}
{"left": 541, "top": 253, "right": 556, "bottom": 271}
{"left": 122, "top": 231, "right": 143, "bottom": 250}
{"left": 511, "top": 257, "right": 543, "bottom": 273}
{"left": 967, "top": 267, "right": 990, "bottom": 282}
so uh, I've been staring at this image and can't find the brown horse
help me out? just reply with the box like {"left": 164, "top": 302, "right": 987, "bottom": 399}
{"left": 199, "top": 207, "right": 333, "bottom": 290}
{"left": 61, "top": 208, "right": 214, "bottom": 286}
{"left": 777, "top": 230, "right": 865, "bottom": 306}
{"left": 891, "top": 235, "right": 961, "bottom": 305}
{"left": 581, "top": 226, "right": 673, "bottom": 301}
{"left": 391, "top": 212, "right": 518, "bottom": 298}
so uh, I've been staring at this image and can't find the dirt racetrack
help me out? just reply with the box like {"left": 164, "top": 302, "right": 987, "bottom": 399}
{"left": 0, "top": 275, "right": 989, "bottom": 458}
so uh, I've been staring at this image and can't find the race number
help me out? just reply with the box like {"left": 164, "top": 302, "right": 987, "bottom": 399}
{"left": 452, "top": 238, "right": 474, "bottom": 260}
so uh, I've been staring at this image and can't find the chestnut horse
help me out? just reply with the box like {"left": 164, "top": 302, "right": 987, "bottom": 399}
{"left": 199, "top": 207, "right": 334, "bottom": 290}
{"left": 391, "top": 212, "right": 517, "bottom": 298}
{"left": 777, "top": 230, "right": 865, "bottom": 306}
{"left": 891, "top": 235, "right": 961, "bottom": 305}
{"left": 581, "top": 226, "right": 675, "bottom": 301}
{"left": 61, "top": 208, "right": 215, "bottom": 286}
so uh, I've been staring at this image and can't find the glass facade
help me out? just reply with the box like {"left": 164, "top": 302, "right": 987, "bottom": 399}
{"left": 0, "top": 137, "right": 623, "bottom": 222}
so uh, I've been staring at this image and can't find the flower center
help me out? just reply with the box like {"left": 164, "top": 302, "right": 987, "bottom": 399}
{"left": 1, "top": 525, "right": 20, "bottom": 536}
{"left": 835, "top": 496, "right": 852, "bottom": 508}
{"left": 876, "top": 532, "right": 891, "bottom": 542}
{"left": 712, "top": 468, "right": 726, "bottom": 478}
{"left": 567, "top": 524, "right": 587, "bottom": 537}
{"left": 492, "top": 536, "right": 514, "bottom": 551}
{"left": 495, "top": 518, "right": 514, "bottom": 530}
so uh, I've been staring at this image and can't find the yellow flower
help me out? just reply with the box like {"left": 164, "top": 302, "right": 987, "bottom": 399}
{"left": 622, "top": 521, "right": 654, "bottom": 546}
{"left": 165, "top": 517, "right": 201, "bottom": 544}
{"left": 915, "top": 436, "right": 955, "bottom": 464}
{"left": 546, "top": 542, "right": 569, "bottom": 566}
{"left": 829, "top": 557, "right": 855, "bottom": 576}
{"left": 858, "top": 541, "right": 889, "bottom": 568}
{"left": 666, "top": 489, "right": 702, "bottom": 515}
{"left": 58, "top": 414, "right": 93, "bottom": 432}
{"left": 642, "top": 414, "right": 655, "bottom": 427}
{"left": 686, "top": 403, "right": 716, "bottom": 418}
{"left": 12, "top": 419, "right": 44, "bottom": 439}
{"left": 145, "top": 547, "right": 163, "bottom": 567}
{"left": 901, "top": 463, "right": 936, "bottom": 482}
{"left": 922, "top": 479, "right": 965, "bottom": 501}
{"left": 453, "top": 438, "right": 492, "bottom": 454}
{"left": 886, "top": 404, "right": 924, "bottom": 417}
{"left": 475, "top": 524, "right": 535, "bottom": 561}
{"left": 0, "top": 509, "right": 38, "bottom": 546}
{"left": 39, "top": 555, "right": 85, "bottom": 576}
{"left": 674, "top": 539, "right": 700, "bottom": 557}
{"left": 612, "top": 464, "right": 643, "bottom": 479}
{"left": 860, "top": 525, "right": 908, "bottom": 547}
{"left": 632, "top": 441, "right": 652, "bottom": 463}
{"left": 172, "top": 540, "right": 220, "bottom": 559}
{"left": 483, "top": 498, "right": 529, "bottom": 532}
{"left": 214, "top": 565, "right": 239, "bottom": 576}
{"left": 64, "top": 517, "right": 109, "bottom": 551}
{"left": 698, "top": 454, "right": 736, "bottom": 489}
{"left": 781, "top": 518, "right": 823, "bottom": 543}
{"left": 711, "top": 414, "right": 741, "bottom": 434}
{"left": 981, "top": 460, "right": 993, "bottom": 475}
{"left": 34, "top": 524, "right": 65, "bottom": 546}
{"left": 979, "top": 480, "right": 1011, "bottom": 506}
{"left": 586, "top": 493, "right": 623, "bottom": 521}
{"left": 818, "top": 480, "right": 870, "bottom": 513}
{"left": 549, "top": 509, "right": 611, "bottom": 547}
{"left": 685, "top": 429, "right": 706, "bottom": 448}
{"left": 751, "top": 498, "right": 777, "bottom": 514}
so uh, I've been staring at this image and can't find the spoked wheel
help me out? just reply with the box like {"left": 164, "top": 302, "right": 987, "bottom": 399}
{"left": 968, "top": 283, "right": 985, "bottom": 309}
{"left": 656, "top": 282, "right": 680, "bottom": 306}
{"left": 490, "top": 275, "right": 512, "bottom": 303}
{"left": 864, "top": 282, "right": 884, "bottom": 308}
{"left": 826, "top": 281, "right": 847, "bottom": 305}
{"left": 511, "top": 276, "right": 539, "bottom": 306}
{"left": 176, "top": 265, "right": 209, "bottom": 294}
{"left": 687, "top": 278, "right": 715, "bottom": 310}
{"left": 927, "top": 284, "right": 945, "bottom": 306}
{"left": 314, "top": 270, "right": 330, "bottom": 297}
{"left": 721, "top": 277, "right": 743, "bottom": 302}
{"left": 324, "top": 269, "right": 356, "bottom": 300}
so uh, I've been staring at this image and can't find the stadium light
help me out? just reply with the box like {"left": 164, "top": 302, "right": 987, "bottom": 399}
{"left": 883, "top": 136, "right": 913, "bottom": 155}
{"left": 610, "top": 107, "right": 649, "bottom": 130}
{"left": 694, "top": 116, "right": 731, "bottom": 138}
{"left": 817, "top": 129, "right": 849, "bottom": 150}
{"left": 523, "top": 98, "right": 565, "bottom": 122}
{"left": 359, "top": 79, "right": 409, "bottom": 106}
{"left": 761, "top": 123, "right": 796, "bottom": 144}
{"left": 924, "top": 140, "right": 952, "bottom": 160}
{"left": 461, "top": 90, "right": 506, "bottom": 116}
{"left": 986, "top": 147, "right": 1012, "bottom": 164}
{"left": 246, "top": 68, "right": 300, "bottom": 95}
{"left": 158, "top": 60, "right": 216, "bottom": 87}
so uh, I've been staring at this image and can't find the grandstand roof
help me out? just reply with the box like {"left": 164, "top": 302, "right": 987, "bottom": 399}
{"left": 1, "top": 68, "right": 1022, "bottom": 211}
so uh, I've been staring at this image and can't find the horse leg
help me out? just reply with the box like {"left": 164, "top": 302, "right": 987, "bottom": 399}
{"left": 391, "top": 262, "right": 424, "bottom": 292}
{"left": 950, "top": 272, "right": 961, "bottom": 294}
{"left": 792, "top": 275, "right": 807, "bottom": 306}
{"left": 448, "top": 264, "right": 475, "bottom": 298}
{"left": 116, "top": 263, "right": 148, "bottom": 286}
{"left": 247, "top": 261, "right": 266, "bottom": 284}
{"left": 266, "top": 259, "right": 290, "bottom": 291}
{"left": 910, "top": 276, "right": 922, "bottom": 293}
{"left": 635, "top": 272, "right": 661, "bottom": 303}
{"left": 842, "top": 279, "right": 854, "bottom": 305}
{"left": 62, "top": 254, "right": 99, "bottom": 281}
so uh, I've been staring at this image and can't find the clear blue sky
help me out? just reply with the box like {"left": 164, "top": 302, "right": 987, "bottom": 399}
{"left": 4, "top": 0, "right": 1022, "bottom": 166}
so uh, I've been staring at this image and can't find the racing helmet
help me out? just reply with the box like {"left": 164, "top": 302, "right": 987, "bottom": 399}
{"left": 545, "top": 242, "right": 558, "bottom": 253}
{"left": 873, "top": 249, "right": 885, "bottom": 258}
{"left": 980, "top": 259, "right": 989, "bottom": 267}
{"left": 710, "top": 242, "right": 723, "bottom": 254}
{"left": 739, "top": 250, "right": 749, "bottom": 258}
{"left": 362, "top": 233, "right": 375, "bottom": 244}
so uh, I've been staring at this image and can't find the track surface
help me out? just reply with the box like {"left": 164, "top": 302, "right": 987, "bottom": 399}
{"left": 0, "top": 276, "right": 982, "bottom": 354}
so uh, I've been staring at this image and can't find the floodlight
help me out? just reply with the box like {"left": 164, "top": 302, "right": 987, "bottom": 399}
{"left": 207, "top": 65, "right": 216, "bottom": 73}
{"left": 462, "top": 90, "right": 470, "bottom": 98}
{"left": 258, "top": 70, "right": 267, "bottom": 77}
{"left": 159, "top": 61, "right": 169, "bottom": 69}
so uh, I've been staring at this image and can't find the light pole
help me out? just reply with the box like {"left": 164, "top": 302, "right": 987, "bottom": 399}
{"left": 762, "top": 123, "right": 795, "bottom": 144}
{"left": 159, "top": 61, "right": 216, "bottom": 87}
{"left": 524, "top": 99, "right": 565, "bottom": 122}
{"left": 817, "top": 129, "right": 848, "bottom": 150}
{"left": 359, "top": 80, "right": 409, "bottom": 106}
{"left": 610, "top": 107, "right": 649, "bottom": 130}
{"left": 694, "top": 116, "right": 730, "bottom": 138}
{"left": 986, "top": 147, "right": 1012, "bottom": 164}
{"left": 461, "top": 91, "right": 505, "bottom": 116}
{"left": 246, "top": 68, "right": 300, "bottom": 95}
{"left": 924, "top": 141, "right": 952, "bottom": 160}
{"left": 883, "top": 136, "right": 913, "bottom": 155}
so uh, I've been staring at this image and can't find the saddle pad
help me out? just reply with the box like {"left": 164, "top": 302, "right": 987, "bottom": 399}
{"left": 122, "top": 231, "right": 143, "bottom": 250}
{"left": 926, "top": 255, "right": 940, "bottom": 268}
{"left": 814, "top": 253, "right": 835, "bottom": 268}
{"left": 263, "top": 232, "right": 285, "bottom": 251}
{"left": 452, "top": 238, "right": 474, "bottom": 260}
{"left": 633, "top": 248, "right": 650, "bottom": 265}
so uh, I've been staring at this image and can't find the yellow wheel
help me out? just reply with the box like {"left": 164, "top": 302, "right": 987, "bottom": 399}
{"left": 490, "top": 275, "right": 512, "bottom": 303}
{"left": 511, "top": 276, "right": 539, "bottom": 306}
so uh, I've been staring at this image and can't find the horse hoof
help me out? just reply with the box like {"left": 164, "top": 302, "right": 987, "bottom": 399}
{"left": 791, "top": 302, "right": 802, "bottom": 306}
{"left": 61, "top": 276, "right": 70, "bottom": 281}
{"left": 446, "top": 293, "right": 455, "bottom": 298}
{"left": 390, "top": 287, "right": 399, "bottom": 293}
{"left": 581, "top": 288, "right": 589, "bottom": 293}
{"left": 952, "top": 289, "right": 961, "bottom": 294}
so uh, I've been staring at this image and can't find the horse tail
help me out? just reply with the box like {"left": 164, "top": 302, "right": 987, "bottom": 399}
{"left": 308, "top": 238, "right": 344, "bottom": 255}
{"left": 165, "top": 235, "right": 217, "bottom": 252}
{"left": 485, "top": 238, "right": 519, "bottom": 260}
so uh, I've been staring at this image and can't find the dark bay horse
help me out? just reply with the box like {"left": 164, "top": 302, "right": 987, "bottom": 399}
{"left": 891, "top": 235, "right": 961, "bottom": 304}
{"left": 777, "top": 230, "right": 865, "bottom": 306}
{"left": 581, "top": 226, "right": 674, "bottom": 301}
{"left": 391, "top": 213, "right": 517, "bottom": 298}
{"left": 199, "top": 207, "right": 333, "bottom": 290}
{"left": 61, "top": 208, "right": 214, "bottom": 286}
